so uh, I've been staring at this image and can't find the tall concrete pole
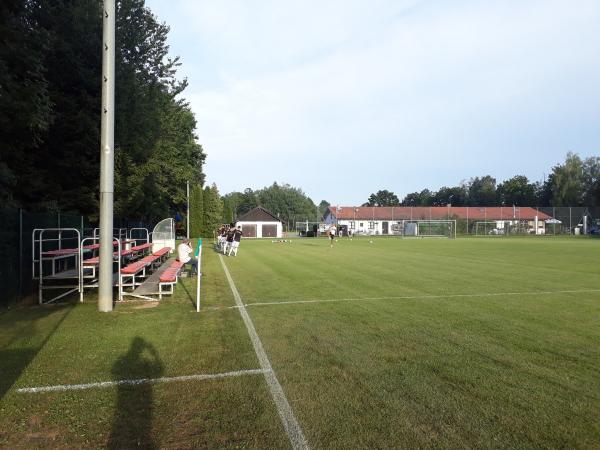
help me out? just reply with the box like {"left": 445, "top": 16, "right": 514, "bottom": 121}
{"left": 186, "top": 180, "right": 190, "bottom": 239}
{"left": 99, "top": 0, "right": 115, "bottom": 312}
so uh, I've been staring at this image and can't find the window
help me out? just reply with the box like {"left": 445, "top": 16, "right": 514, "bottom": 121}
{"left": 369, "top": 221, "right": 375, "bottom": 229}
{"left": 359, "top": 222, "right": 364, "bottom": 228}
{"left": 350, "top": 221, "right": 355, "bottom": 229}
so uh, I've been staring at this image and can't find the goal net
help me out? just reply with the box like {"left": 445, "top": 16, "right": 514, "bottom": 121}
{"left": 400, "top": 220, "right": 456, "bottom": 239}
{"left": 474, "top": 221, "right": 501, "bottom": 236}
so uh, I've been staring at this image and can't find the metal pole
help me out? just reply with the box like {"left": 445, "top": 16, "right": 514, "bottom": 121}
{"left": 186, "top": 180, "right": 190, "bottom": 239}
{"left": 18, "top": 208, "right": 23, "bottom": 300}
{"left": 99, "top": 0, "right": 115, "bottom": 312}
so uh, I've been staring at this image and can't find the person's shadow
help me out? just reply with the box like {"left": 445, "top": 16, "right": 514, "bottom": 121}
{"left": 108, "top": 337, "right": 163, "bottom": 449}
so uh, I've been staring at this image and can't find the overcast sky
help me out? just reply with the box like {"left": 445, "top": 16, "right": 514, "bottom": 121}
{"left": 145, "top": 0, "right": 600, "bottom": 205}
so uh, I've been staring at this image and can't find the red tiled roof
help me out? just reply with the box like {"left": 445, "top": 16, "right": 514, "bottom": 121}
{"left": 328, "top": 206, "right": 551, "bottom": 221}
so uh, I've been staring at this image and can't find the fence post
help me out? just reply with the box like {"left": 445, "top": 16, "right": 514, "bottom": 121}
{"left": 18, "top": 208, "right": 23, "bottom": 301}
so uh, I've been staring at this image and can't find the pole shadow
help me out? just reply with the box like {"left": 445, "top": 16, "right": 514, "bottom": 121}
{"left": 108, "top": 337, "right": 163, "bottom": 450}
{"left": 0, "top": 304, "right": 74, "bottom": 399}
{"left": 179, "top": 279, "right": 196, "bottom": 308}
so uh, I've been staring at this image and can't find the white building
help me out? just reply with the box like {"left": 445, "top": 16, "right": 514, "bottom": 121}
{"left": 324, "top": 206, "right": 552, "bottom": 235}
{"left": 236, "top": 206, "right": 283, "bottom": 238}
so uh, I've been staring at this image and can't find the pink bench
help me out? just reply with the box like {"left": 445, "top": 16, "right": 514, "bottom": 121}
{"left": 158, "top": 260, "right": 184, "bottom": 298}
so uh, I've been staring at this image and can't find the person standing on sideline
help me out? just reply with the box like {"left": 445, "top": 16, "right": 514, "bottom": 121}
{"left": 224, "top": 224, "right": 235, "bottom": 255}
{"left": 177, "top": 239, "right": 197, "bottom": 275}
{"left": 228, "top": 225, "right": 244, "bottom": 256}
{"left": 329, "top": 225, "right": 336, "bottom": 248}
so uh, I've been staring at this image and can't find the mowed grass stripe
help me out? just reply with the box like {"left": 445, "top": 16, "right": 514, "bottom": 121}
{"left": 229, "top": 237, "right": 600, "bottom": 303}
{"left": 229, "top": 237, "right": 600, "bottom": 448}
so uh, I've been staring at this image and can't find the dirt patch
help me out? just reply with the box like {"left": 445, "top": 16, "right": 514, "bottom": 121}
{"left": 131, "top": 302, "right": 159, "bottom": 309}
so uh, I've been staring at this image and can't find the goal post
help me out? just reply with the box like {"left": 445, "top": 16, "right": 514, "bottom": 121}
{"left": 474, "top": 221, "right": 500, "bottom": 236}
{"left": 400, "top": 220, "right": 456, "bottom": 239}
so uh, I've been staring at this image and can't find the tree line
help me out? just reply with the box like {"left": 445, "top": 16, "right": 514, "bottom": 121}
{"left": 0, "top": 0, "right": 205, "bottom": 223}
{"left": 221, "top": 183, "right": 324, "bottom": 230}
{"left": 365, "top": 153, "right": 600, "bottom": 207}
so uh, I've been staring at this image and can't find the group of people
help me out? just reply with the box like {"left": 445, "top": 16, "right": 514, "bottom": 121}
{"left": 217, "top": 224, "right": 243, "bottom": 256}
{"left": 328, "top": 225, "right": 353, "bottom": 247}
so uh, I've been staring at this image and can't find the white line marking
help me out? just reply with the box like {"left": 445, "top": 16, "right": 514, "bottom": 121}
{"left": 219, "top": 255, "right": 309, "bottom": 450}
{"left": 243, "top": 289, "right": 600, "bottom": 308}
{"left": 17, "top": 369, "right": 267, "bottom": 394}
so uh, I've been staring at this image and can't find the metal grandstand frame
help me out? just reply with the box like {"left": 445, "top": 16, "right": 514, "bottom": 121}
{"left": 33, "top": 228, "right": 82, "bottom": 304}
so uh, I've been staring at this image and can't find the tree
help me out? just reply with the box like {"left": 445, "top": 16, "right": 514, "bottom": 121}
{"left": 257, "top": 182, "right": 317, "bottom": 227}
{"left": 318, "top": 200, "right": 330, "bottom": 220}
{"left": 401, "top": 189, "right": 433, "bottom": 206}
{"left": 551, "top": 152, "right": 584, "bottom": 206}
{"left": 497, "top": 175, "right": 536, "bottom": 206}
{"left": 189, "top": 184, "right": 203, "bottom": 238}
{"left": 467, "top": 176, "right": 497, "bottom": 206}
{"left": 582, "top": 156, "right": 600, "bottom": 206}
{"left": 222, "top": 192, "right": 242, "bottom": 223}
{"left": 202, "top": 183, "right": 223, "bottom": 236}
{"left": 364, "top": 190, "right": 400, "bottom": 207}
{"left": 0, "top": 0, "right": 52, "bottom": 207}
{"left": 431, "top": 186, "right": 468, "bottom": 206}
{"left": 0, "top": 0, "right": 206, "bottom": 222}
{"left": 535, "top": 176, "right": 554, "bottom": 207}
{"left": 238, "top": 188, "right": 258, "bottom": 216}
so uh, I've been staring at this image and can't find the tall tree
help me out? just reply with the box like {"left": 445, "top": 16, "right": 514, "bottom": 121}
{"left": 431, "top": 186, "right": 468, "bottom": 206}
{"left": 202, "top": 183, "right": 223, "bottom": 236}
{"left": 189, "top": 183, "right": 203, "bottom": 238}
{"left": 257, "top": 183, "right": 317, "bottom": 225}
{"left": 222, "top": 191, "right": 244, "bottom": 223}
{"left": 582, "top": 156, "right": 600, "bottom": 206}
{"left": 551, "top": 152, "right": 584, "bottom": 206}
{"left": 238, "top": 188, "right": 258, "bottom": 216}
{"left": 0, "top": 0, "right": 52, "bottom": 207}
{"left": 318, "top": 200, "right": 330, "bottom": 220}
{"left": 364, "top": 190, "right": 400, "bottom": 207}
{"left": 467, "top": 176, "right": 497, "bottom": 206}
{"left": 401, "top": 189, "right": 433, "bottom": 206}
{"left": 497, "top": 175, "right": 536, "bottom": 206}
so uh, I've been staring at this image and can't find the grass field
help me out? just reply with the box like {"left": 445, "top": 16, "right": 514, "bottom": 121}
{"left": 1, "top": 236, "right": 600, "bottom": 448}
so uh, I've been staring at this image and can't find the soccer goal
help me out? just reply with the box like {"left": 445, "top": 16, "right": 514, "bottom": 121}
{"left": 400, "top": 220, "right": 456, "bottom": 239}
{"left": 474, "top": 221, "right": 501, "bottom": 236}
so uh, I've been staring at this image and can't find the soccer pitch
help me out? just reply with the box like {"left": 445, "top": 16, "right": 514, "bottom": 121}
{"left": 1, "top": 236, "right": 600, "bottom": 448}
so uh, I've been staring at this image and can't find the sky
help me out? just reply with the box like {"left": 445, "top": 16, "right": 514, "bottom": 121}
{"left": 145, "top": 0, "right": 600, "bottom": 205}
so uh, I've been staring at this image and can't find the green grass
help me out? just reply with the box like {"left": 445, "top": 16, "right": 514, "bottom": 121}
{"left": 1, "top": 236, "right": 600, "bottom": 448}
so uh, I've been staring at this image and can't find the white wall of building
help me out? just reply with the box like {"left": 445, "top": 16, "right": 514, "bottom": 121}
{"left": 236, "top": 221, "right": 283, "bottom": 238}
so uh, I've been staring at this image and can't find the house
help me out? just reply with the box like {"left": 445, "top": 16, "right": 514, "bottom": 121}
{"left": 236, "top": 206, "right": 283, "bottom": 238}
{"left": 324, "top": 206, "right": 553, "bottom": 235}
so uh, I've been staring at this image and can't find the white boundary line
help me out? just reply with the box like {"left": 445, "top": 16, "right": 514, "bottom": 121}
{"left": 242, "top": 289, "right": 600, "bottom": 308}
{"left": 16, "top": 368, "right": 268, "bottom": 394}
{"left": 219, "top": 254, "right": 309, "bottom": 450}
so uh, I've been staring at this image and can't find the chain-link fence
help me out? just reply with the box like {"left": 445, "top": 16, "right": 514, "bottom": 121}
{"left": 460, "top": 207, "right": 600, "bottom": 236}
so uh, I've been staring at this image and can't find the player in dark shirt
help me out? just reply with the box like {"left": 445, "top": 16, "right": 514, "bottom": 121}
{"left": 228, "top": 226, "right": 243, "bottom": 256}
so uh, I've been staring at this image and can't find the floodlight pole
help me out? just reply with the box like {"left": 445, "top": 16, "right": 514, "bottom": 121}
{"left": 98, "top": 0, "right": 116, "bottom": 312}
{"left": 186, "top": 180, "right": 190, "bottom": 239}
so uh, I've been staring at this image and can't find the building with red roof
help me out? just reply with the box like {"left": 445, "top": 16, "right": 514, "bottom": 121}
{"left": 324, "top": 206, "right": 552, "bottom": 235}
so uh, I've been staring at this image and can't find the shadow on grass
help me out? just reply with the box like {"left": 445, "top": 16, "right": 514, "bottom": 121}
{"left": 108, "top": 337, "right": 163, "bottom": 450}
{"left": 179, "top": 276, "right": 196, "bottom": 309}
{"left": 0, "top": 304, "right": 74, "bottom": 399}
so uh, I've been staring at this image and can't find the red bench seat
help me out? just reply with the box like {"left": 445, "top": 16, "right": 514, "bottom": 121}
{"left": 83, "top": 249, "right": 134, "bottom": 266}
{"left": 153, "top": 247, "right": 171, "bottom": 257}
{"left": 131, "top": 243, "right": 153, "bottom": 252}
{"left": 160, "top": 260, "right": 184, "bottom": 283}
{"left": 120, "top": 260, "right": 148, "bottom": 274}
